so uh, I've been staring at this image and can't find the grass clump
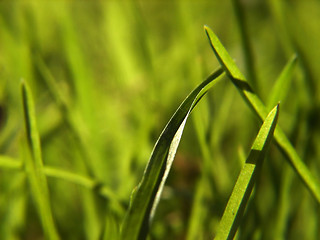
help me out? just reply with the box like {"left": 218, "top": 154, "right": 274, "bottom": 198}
{"left": 0, "top": 1, "right": 320, "bottom": 240}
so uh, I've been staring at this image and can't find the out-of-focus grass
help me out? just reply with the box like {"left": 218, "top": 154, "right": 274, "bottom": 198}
{"left": 0, "top": 1, "right": 320, "bottom": 239}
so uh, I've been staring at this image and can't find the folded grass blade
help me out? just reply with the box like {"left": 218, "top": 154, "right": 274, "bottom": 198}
{"left": 204, "top": 26, "right": 320, "bottom": 203}
{"left": 215, "top": 104, "right": 279, "bottom": 240}
{"left": 120, "top": 68, "right": 225, "bottom": 240}
{"left": 21, "top": 80, "right": 60, "bottom": 240}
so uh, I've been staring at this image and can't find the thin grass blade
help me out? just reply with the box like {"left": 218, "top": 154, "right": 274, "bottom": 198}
{"left": 0, "top": 154, "right": 124, "bottom": 215}
{"left": 231, "top": 0, "right": 258, "bottom": 90}
{"left": 21, "top": 80, "right": 60, "bottom": 240}
{"left": 0, "top": 155, "right": 23, "bottom": 169}
{"left": 204, "top": 26, "right": 320, "bottom": 203}
{"left": 267, "top": 54, "right": 297, "bottom": 110}
{"left": 215, "top": 104, "right": 279, "bottom": 240}
{"left": 120, "top": 68, "right": 225, "bottom": 240}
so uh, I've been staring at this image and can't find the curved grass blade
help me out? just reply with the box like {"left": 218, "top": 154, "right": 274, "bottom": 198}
{"left": 204, "top": 26, "right": 320, "bottom": 203}
{"left": 21, "top": 80, "right": 60, "bottom": 240}
{"left": 120, "top": 68, "right": 225, "bottom": 240}
{"left": 267, "top": 54, "right": 297, "bottom": 110}
{"left": 214, "top": 104, "right": 279, "bottom": 240}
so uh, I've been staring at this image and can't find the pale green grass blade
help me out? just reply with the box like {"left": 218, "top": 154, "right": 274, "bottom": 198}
{"left": 267, "top": 54, "right": 297, "bottom": 110}
{"left": 21, "top": 80, "right": 60, "bottom": 240}
{"left": 35, "top": 56, "right": 95, "bottom": 176}
{"left": 0, "top": 155, "right": 22, "bottom": 169}
{"left": 204, "top": 26, "right": 320, "bottom": 203}
{"left": 187, "top": 89, "right": 235, "bottom": 240}
{"left": 36, "top": 56, "right": 113, "bottom": 238}
{"left": 215, "top": 104, "right": 279, "bottom": 240}
{"left": 186, "top": 174, "right": 211, "bottom": 240}
{"left": 120, "top": 68, "right": 225, "bottom": 240}
{"left": 103, "top": 213, "right": 120, "bottom": 240}
{"left": 44, "top": 166, "right": 125, "bottom": 216}
{"left": 0, "top": 173, "right": 27, "bottom": 240}
{"left": 271, "top": 165, "right": 294, "bottom": 240}
{"left": 0, "top": 155, "right": 124, "bottom": 213}
{"left": 191, "top": 100, "right": 231, "bottom": 196}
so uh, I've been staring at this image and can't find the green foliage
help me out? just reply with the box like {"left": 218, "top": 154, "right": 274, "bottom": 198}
{"left": 205, "top": 26, "right": 320, "bottom": 203}
{"left": 0, "top": 1, "right": 320, "bottom": 240}
{"left": 121, "top": 68, "right": 224, "bottom": 240}
{"left": 21, "top": 81, "right": 60, "bottom": 240}
{"left": 215, "top": 105, "right": 279, "bottom": 240}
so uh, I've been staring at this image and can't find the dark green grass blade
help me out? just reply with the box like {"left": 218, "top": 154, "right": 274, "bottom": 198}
{"left": 21, "top": 80, "right": 60, "bottom": 240}
{"left": 215, "top": 104, "right": 279, "bottom": 240}
{"left": 231, "top": 0, "right": 258, "bottom": 90}
{"left": 204, "top": 26, "right": 320, "bottom": 203}
{"left": 120, "top": 68, "right": 225, "bottom": 240}
{"left": 267, "top": 54, "right": 297, "bottom": 110}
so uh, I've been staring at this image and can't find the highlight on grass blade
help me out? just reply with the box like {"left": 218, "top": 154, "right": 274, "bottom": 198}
{"left": 204, "top": 25, "right": 246, "bottom": 82}
{"left": 215, "top": 104, "right": 279, "bottom": 240}
{"left": 204, "top": 25, "right": 320, "bottom": 203}
{"left": 21, "top": 80, "right": 60, "bottom": 240}
{"left": 120, "top": 68, "right": 225, "bottom": 240}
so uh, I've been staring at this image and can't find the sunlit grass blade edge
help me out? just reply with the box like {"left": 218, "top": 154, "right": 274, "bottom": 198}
{"left": 214, "top": 104, "right": 279, "bottom": 240}
{"left": 204, "top": 25, "right": 320, "bottom": 203}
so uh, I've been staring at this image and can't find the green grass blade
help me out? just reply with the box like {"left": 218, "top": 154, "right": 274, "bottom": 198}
{"left": 204, "top": 26, "right": 320, "bottom": 203}
{"left": 21, "top": 80, "right": 60, "bottom": 240}
{"left": 215, "top": 104, "right": 279, "bottom": 240}
{"left": 120, "top": 68, "right": 225, "bottom": 240}
{"left": 0, "top": 155, "right": 23, "bottom": 169}
{"left": 0, "top": 155, "right": 124, "bottom": 214}
{"left": 267, "top": 54, "right": 297, "bottom": 110}
{"left": 35, "top": 56, "right": 95, "bottom": 175}
{"left": 103, "top": 212, "right": 120, "bottom": 240}
{"left": 0, "top": 172, "right": 27, "bottom": 240}
{"left": 231, "top": 0, "right": 258, "bottom": 90}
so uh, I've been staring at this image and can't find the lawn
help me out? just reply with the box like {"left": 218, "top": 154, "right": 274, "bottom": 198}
{"left": 0, "top": 1, "right": 319, "bottom": 239}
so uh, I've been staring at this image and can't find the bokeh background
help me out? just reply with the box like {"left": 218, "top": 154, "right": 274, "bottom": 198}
{"left": 0, "top": 0, "right": 320, "bottom": 239}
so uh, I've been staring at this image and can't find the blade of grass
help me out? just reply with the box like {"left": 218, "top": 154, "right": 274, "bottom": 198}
{"left": 0, "top": 155, "right": 125, "bottom": 215}
{"left": 271, "top": 165, "right": 294, "bottom": 240}
{"left": 186, "top": 89, "right": 235, "bottom": 240}
{"left": 36, "top": 55, "right": 112, "bottom": 237}
{"left": 192, "top": 99, "right": 231, "bottom": 196}
{"left": 204, "top": 26, "right": 320, "bottom": 203}
{"left": 267, "top": 54, "right": 297, "bottom": 110}
{"left": 35, "top": 55, "right": 95, "bottom": 177}
{"left": 186, "top": 172, "right": 212, "bottom": 240}
{"left": 231, "top": 0, "right": 258, "bottom": 91}
{"left": 215, "top": 104, "right": 279, "bottom": 240}
{"left": 120, "top": 68, "right": 225, "bottom": 240}
{"left": 0, "top": 155, "right": 23, "bottom": 169}
{"left": 103, "top": 212, "right": 120, "bottom": 240}
{"left": 0, "top": 172, "right": 27, "bottom": 240}
{"left": 21, "top": 80, "right": 60, "bottom": 240}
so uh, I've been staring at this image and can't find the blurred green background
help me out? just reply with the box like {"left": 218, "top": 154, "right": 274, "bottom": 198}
{"left": 0, "top": 0, "right": 320, "bottom": 239}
